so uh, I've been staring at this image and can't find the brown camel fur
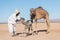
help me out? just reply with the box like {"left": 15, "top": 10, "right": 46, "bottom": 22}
{"left": 30, "top": 6, "right": 50, "bottom": 34}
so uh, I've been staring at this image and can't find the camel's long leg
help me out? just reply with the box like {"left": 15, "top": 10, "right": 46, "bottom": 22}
{"left": 30, "top": 19, "right": 33, "bottom": 33}
{"left": 31, "top": 19, "right": 33, "bottom": 31}
{"left": 28, "top": 24, "right": 33, "bottom": 33}
{"left": 30, "top": 24, "right": 33, "bottom": 31}
{"left": 35, "top": 19, "right": 38, "bottom": 34}
{"left": 45, "top": 15, "right": 50, "bottom": 33}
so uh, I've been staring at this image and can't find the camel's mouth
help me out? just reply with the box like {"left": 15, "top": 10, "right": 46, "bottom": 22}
{"left": 31, "top": 14, "right": 36, "bottom": 19}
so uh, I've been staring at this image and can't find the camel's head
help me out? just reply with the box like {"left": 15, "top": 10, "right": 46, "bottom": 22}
{"left": 19, "top": 18, "right": 25, "bottom": 23}
{"left": 30, "top": 8, "right": 35, "bottom": 15}
{"left": 30, "top": 8, "right": 36, "bottom": 19}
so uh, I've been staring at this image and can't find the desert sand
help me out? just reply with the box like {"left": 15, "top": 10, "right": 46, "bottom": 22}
{"left": 0, "top": 22, "right": 60, "bottom": 40}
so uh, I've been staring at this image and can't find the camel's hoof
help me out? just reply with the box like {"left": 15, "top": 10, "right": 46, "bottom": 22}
{"left": 35, "top": 32, "right": 38, "bottom": 35}
{"left": 46, "top": 32, "right": 49, "bottom": 34}
{"left": 46, "top": 30, "right": 50, "bottom": 34}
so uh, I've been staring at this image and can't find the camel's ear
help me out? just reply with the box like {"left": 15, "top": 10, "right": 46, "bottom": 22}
{"left": 38, "top": 6, "right": 43, "bottom": 9}
{"left": 30, "top": 8, "right": 34, "bottom": 14}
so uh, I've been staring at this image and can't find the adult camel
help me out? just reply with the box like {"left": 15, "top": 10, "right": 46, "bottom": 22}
{"left": 30, "top": 6, "right": 50, "bottom": 34}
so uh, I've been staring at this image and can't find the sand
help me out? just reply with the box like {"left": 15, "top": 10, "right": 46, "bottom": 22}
{"left": 0, "top": 22, "right": 60, "bottom": 40}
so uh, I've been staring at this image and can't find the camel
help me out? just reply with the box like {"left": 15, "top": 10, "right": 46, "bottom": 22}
{"left": 23, "top": 20, "right": 33, "bottom": 33}
{"left": 19, "top": 18, "right": 33, "bottom": 33}
{"left": 30, "top": 6, "right": 50, "bottom": 34}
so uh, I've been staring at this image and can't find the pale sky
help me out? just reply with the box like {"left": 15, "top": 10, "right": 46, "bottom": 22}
{"left": 0, "top": 0, "right": 60, "bottom": 22}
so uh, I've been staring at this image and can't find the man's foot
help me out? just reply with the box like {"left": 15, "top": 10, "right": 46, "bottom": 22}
{"left": 12, "top": 34, "right": 16, "bottom": 37}
{"left": 12, "top": 32, "right": 16, "bottom": 37}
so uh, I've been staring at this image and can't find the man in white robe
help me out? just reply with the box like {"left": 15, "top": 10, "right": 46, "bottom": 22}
{"left": 8, "top": 9, "right": 20, "bottom": 36}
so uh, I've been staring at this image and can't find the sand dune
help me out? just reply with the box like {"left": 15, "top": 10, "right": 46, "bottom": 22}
{"left": 0, "top": 22, "right": 60, "bottom": 40}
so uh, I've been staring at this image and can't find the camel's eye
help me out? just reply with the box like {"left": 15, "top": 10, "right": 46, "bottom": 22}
{"left": 31, "top": 11, "right": 34, "bottom": 13}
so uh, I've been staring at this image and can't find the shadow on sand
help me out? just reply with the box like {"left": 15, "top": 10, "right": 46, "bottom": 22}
{"left": 16, "top": 30, "right": 47, "bottom": 37}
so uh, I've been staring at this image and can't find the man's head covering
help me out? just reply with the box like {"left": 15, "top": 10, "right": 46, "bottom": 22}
{"left": 14, "top": 9, "right": 20, "bottom": 16}
{"left": 15, "top": 9, "right": 20, "bottom": 14}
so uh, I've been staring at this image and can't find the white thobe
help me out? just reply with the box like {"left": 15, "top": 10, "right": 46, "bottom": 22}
{"left": 8, "top": 13, "right": 20, "bottom": 33}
